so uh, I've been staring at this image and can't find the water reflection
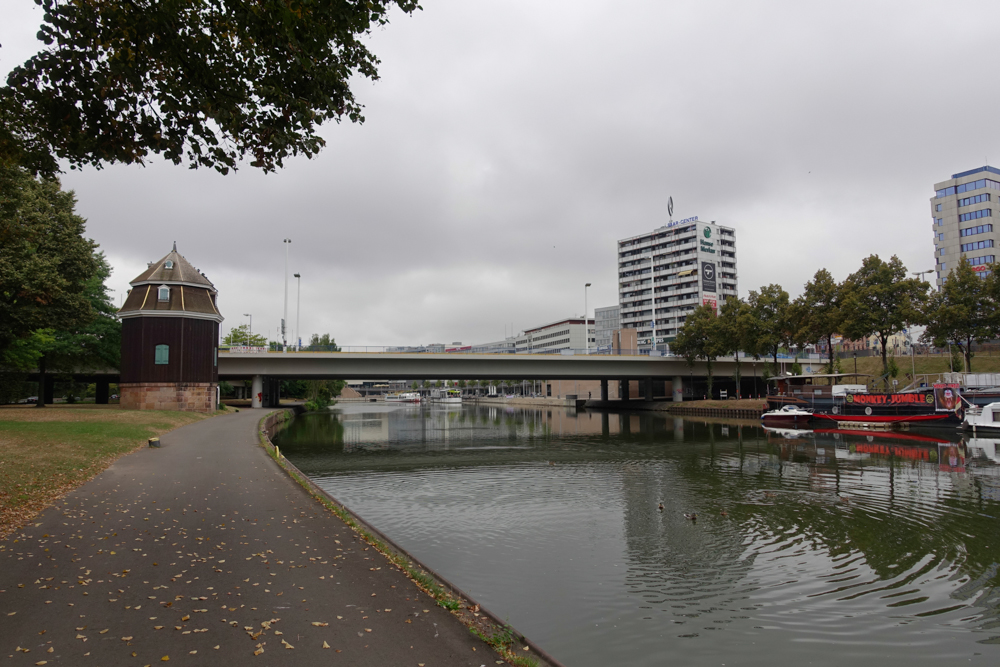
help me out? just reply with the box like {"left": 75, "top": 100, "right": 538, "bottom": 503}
{"left": 273, "top": 405, "right": 1000, "bottom": 666}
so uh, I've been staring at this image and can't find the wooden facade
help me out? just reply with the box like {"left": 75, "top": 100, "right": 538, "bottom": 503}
{"left": 120, "top": 317, "right": 219, "bottom": 384}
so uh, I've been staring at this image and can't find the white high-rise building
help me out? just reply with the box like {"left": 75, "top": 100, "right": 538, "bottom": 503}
{"left": 931, "top": 165, "right": 1000, "bottom": 287}
{"left": 617, "top": 216, "right": 738, "bottom": 350}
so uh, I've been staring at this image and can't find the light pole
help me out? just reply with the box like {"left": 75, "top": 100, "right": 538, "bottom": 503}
{"left": 584, "top": 282, "right": 591, "bottom": 354}
{"left": 282, "top": 239, "right": 291, "bottom": 353}
{"left": 293, "top": 273, "right": 301, "bottom": 351}
{"left": 244, "top": 313, "right": 252, "bottom": 346}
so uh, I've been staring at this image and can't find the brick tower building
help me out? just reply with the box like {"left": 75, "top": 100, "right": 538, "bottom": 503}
{"left": 118, "top": 244, "right": 223, "bottom": 412}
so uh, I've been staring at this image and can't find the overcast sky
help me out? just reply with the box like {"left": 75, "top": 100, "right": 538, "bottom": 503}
{"left": 3, "top": 1, "right": 997, "bottom": 347}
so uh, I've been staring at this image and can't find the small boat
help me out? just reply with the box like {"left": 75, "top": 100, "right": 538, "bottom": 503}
{"left": 430, "top": 388, "right": 462, "bottom": 404}
{"left": 385, "top": 391, "right": 421, "bottom": 403}
{"left": 963, "top": 402, "right": 1000, "bottom": 434}
{"left": 761, "top": 405, "right": 813, "bottom": 427}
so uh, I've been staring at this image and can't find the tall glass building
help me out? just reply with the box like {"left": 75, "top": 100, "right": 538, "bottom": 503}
{"left": 931, "top": 165, "right": 1000, "bottom": 286}
{"left": 617, "top": 217, "right": 738, "bottom": 350}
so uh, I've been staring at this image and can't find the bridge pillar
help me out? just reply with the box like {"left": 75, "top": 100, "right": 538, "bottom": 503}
{"left": 251, "top": 375, "right": 263, "bottom": 409}
{"left": 600, "top": 379, "right": 608, "bottom": 401}
{"left": 672, "top": 375, "right": 683, "bottom": 402}
{"left": 644, "top": 377, "right": 654, "bottom": 401}
{"left": 601, "top": 412, "right": 609, "bottom": 437}
{"left": 95, "top": 380, "right": 110, "bottom": 405}
{"left": 621, "top": 380, "right": 629, "bottom": 402}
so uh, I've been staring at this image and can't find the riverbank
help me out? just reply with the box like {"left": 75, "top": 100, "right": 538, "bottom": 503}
{"left": 0, "top": 405, "right": 211, "bottom": 539}
{"left": 0, "top": 408, "right": 550, "bottom": 667}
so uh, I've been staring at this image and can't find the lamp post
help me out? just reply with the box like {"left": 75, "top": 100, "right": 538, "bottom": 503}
{"left": 853, "top": 351, "right": 857, "bottom": 377}
{"left": 244, "top": 313, "right": 252, "bottom": 346}
{"left": 584, "top": 282, "right": 591, "bottom": 355}
{"left": 282, "top": 239, "right": 291, "bottom": 353}
{"left": 293, "top": 273, "right": 301, "bottom": 351}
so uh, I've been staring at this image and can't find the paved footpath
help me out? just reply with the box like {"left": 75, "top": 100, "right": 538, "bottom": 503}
{"left": 0, "top": 409, "right": 498, "bottom": 666}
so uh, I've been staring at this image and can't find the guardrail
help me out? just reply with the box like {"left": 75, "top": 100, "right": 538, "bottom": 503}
{"left": 222, "top": 346, "right": 682, "bottom": 356}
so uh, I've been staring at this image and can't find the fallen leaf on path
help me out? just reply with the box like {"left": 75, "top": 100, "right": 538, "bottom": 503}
{"left": 322, "top": 641, "right": 330, "bottom": 649}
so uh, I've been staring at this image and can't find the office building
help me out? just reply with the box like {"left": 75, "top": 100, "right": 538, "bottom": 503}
{"left": 593, "top": 305, "right": 620, "bottom": 350}
{"left": 617, "top": 216, "right": 738, "bottom": 350}
{"left": 931, "top": 165, "right": 1000, "bottom": 286}
{"left": 514, "top": 318, "right": 594, "bottom": 352}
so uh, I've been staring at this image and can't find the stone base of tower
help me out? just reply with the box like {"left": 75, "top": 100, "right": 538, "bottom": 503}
{"left": 120, "top": 382, "right": 217, "bottom": 413}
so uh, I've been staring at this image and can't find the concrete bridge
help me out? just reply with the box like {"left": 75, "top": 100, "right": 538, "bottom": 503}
{"left": 216, "top": 350, "right": 773, "bottom": 408}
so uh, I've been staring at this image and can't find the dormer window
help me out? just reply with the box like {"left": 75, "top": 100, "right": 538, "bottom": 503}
{"left": 164, "top": 260, "right": 174, "bottom": 270}
{"left": 158, "top": 285, "right": 170, "bottom": 302}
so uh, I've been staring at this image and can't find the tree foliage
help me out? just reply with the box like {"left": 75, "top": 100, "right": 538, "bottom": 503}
{"left": 922, "top": 260, "right": 993, "bottom": 372}
{"left": 747, "top": 284, "right": 791, "bottom": 367}
{"left": 2, "top": 0, "right": 421, "bottom": 176}
{"left": 0, "top": 163, "right": 101, "bottom": 364}
{"left": 673, "top": 304, "right": 725, "bottom": 398}
{"left": 309, "top": 333, "right": 341, "bottom": 350}
{"left": 840, "top": 255, "right": 927, "bottom": 378}
{"left": 794, "top": 268, "right": 841, "bottom": 370}
{"left": 223, "top": 324, "right": 267, "bottom": 347}
{"left": 716, "top": 297, "right": 752, "bottom": 397}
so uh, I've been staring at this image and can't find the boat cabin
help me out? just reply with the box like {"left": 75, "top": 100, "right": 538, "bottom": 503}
{"left": 768, "top": 373, "right": 870, "bottom": 399}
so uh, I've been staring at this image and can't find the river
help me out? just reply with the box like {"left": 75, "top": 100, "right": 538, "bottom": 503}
{"left": 272, "top": 402, "right": 1000, "bottom": 667}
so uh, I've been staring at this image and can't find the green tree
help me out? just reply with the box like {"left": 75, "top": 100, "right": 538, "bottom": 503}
{"left": 716, "top": 297, "right": 752, "bottom": 398}
{"left": 747, "top": 284, "right": 791, "bottom": 368}
{"left": 923, "top": 260, "right": 992, "bottom": 373}
{"left": 840, "top": 255, "right": 927, "bottom": 378}
{"left": 673, "top": 304, "right": 725, "bottom": 399}
{"left": 223, "top": 324, "right": 267, "bottom": 347}
{"left": 794, "top": 268, "right": 842, "bottom": 372}
{"left": 0, "top": 164, "right": 97, "bottom": 359}
{"left": 309, "top": 333, "right": 341, "bottom": 351}
{"left": 2, "top": 0, "right": 421, "bottom": 176}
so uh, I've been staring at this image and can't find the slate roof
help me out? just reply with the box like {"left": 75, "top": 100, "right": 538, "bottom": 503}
{"left": 118, "top": 244, "right": 222, "bottom": 319}
{"left": 130, "top": 243, "right": 214, "bottom": 288}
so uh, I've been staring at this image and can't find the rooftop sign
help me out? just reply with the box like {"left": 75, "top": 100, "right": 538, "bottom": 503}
{"left": 666, "top": 215, "right": 698, "bottom": 230}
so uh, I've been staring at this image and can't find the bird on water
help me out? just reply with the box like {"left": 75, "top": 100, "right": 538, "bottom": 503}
{"left": 658, "top": 503, "right": 664, "bottom": 511}
{"left": 684, "top": 513, "right": 697, "bottom": 521}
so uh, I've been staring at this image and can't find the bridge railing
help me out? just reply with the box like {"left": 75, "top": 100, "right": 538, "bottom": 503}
{"left": 221, "top": 345, "right": 681, "bottom": 356}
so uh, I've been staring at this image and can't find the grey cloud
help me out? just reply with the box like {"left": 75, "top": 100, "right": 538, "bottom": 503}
{"left": 4, "top": 1, "right": 998, "bottom": 345}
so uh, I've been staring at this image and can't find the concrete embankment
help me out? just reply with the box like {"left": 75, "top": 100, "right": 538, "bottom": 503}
{"left": 0, "top": 407, "right": 560, "bottom": 667}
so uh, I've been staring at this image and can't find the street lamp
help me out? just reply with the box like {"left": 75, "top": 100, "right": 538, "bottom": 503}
{"left": 584, "top": 282, "right": 591, "bottom": 355}
{"left": 293, "top": 273, "right": 301, "bottom": 351}
{"left": 244, "top": 313, "right": 252, "bottom": 346}
{"left": 282, "top": 239, "right": 291, "bottom": 353}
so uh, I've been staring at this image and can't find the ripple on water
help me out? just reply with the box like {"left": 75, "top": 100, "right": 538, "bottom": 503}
{"left": 280, "top": 409, "right": 1000, "bottom": 667}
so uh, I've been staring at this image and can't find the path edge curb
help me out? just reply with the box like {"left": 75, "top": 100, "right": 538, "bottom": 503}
{"left": 256, "top": 408, "right": 566, "bottom": 667}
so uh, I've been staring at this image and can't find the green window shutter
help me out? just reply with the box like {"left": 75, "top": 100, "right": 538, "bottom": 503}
{"left": 155, "top": 344, "right": 170, "bottom": 365}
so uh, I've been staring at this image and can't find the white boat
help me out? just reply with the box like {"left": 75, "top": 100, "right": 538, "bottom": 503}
{"left": 963, "top": 402, "right": 1000, "bottom": 434}
{"left": 385, "top": 392, "right": 421, "bottom": 403}
{"left": 761, "top": 405, "right": 813, "bottom": 427}
{"left": 430, "top": 388, "right": 462, "bottom": 404}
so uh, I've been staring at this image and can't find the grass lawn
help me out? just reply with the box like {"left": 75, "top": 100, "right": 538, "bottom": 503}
{"left": 0, "top": 406, "right": 212, "bottom": 539}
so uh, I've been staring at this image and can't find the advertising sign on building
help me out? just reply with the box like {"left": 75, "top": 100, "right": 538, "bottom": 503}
{"left": 701, "top": 261, "right": 717, "bottom": 293}
{"left": 702, "top": 296, "right": 717, "bottom": 312}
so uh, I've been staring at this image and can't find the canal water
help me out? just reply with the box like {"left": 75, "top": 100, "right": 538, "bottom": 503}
{"left": 272, "top": 403, "right": 1000, "bottom": 667}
